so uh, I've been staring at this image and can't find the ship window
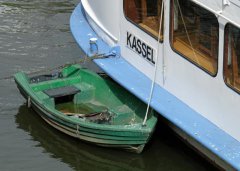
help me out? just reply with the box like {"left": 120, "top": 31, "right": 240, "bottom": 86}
{"left": 224, "top": 24, "right": 240, "bottom": 93}
{"left": 170, "top": 0, "right": 219, "bottom": 76}
{"left": 124, "top": 0, "right": 164, "bottom": 41}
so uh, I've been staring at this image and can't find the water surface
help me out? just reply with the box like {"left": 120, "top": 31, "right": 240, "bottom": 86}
{"left": 0, "top": 1, "right": 217, "bottom": 170}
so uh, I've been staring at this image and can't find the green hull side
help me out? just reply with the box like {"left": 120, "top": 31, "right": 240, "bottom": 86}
{"left": 14, "top": 65, "right": 157, "bottom": 152}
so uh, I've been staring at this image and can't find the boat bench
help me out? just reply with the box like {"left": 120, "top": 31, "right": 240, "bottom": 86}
{"left": 37, "top": 84, "right": 95, "bottom": 106}
{"left": 43, "top": 86, "right": 81, "bottom": 105}
{"left": 43, "top": 86, "right": 80, "bottom": 98}
{"left": 34, "top": 86, "right": 81, "bottom": 107}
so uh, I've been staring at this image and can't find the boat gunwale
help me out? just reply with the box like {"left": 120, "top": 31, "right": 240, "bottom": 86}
{"left": 14, "top": 71, "right": 157, "bottom": 134}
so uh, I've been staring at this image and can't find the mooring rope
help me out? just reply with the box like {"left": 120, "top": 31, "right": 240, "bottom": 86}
{"left": 142, "top": 0, "right": 164, "bottom": 126}
{"left": 0, "top": 52, "right": 116, "bottom": 81}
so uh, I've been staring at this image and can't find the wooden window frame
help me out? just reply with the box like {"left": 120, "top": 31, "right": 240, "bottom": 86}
{"left": 123, "top": 0, "right": 164, "bottom": 42}
{"left": 224, "top": 23, "right": 240, "bottom": 93}
{"left": 170, "top": 0, "right": 219, "bottom": 77}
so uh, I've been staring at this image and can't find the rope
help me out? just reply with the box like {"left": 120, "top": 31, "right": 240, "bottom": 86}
{"left": 142, "top": 0, "right": 164, "bottom": 126}
{"left": 0, "top": 52, "right": 115, "bottom": 81}
{"left": 175, "top": 0, "right": 199, "bottom": 63}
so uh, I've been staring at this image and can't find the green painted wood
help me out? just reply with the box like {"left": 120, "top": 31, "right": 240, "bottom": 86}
{"left": 14, "top": 64, "right": 158, "bottom": 153}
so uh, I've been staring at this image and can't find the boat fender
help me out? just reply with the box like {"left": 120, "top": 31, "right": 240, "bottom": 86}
{"left": 27, "top": 96, "right": 31, "bottom": 108}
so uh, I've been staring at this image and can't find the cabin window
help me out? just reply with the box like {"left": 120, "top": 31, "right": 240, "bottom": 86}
{"left": 124, "top": 0, "right": 164, "bottom": 40}
{"left": 224, "top": 24, "right": 240, "bottom": 93}
{"left": 170, "top": 0, "right": 219, "bottom": 76}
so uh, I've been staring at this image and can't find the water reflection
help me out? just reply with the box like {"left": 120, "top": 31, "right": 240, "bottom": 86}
{"left": 15, "top": 105, "right": 217, "bottom": 171}
{"left": 0, "top": 0, "right": 82, "bottom": 79}
{"left": 0, "top": 1, "right": 75, "bottom": 14}
{"left": 15, "top": 105, "right": 146, "bottom": 171}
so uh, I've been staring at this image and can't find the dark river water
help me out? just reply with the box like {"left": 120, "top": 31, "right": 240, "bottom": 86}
{"left": 0, "top": 1, "right": 218, "bottom": 170}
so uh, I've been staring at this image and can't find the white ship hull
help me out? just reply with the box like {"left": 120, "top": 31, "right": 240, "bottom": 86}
{"left": 70, "top": 0, "right": 240, "bottom": 170}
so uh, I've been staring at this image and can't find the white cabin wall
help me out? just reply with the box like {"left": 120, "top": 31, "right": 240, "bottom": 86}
{"left": 82, "top": 0, "right": 240, "bottom": 141}
{"left": 222, "top": 1, "right": 240, "bottom": 28}
{"left": 82, "top": 0, "right": 164, "bottom": 82}
{"left": 118, "top": 1, "right": 164, "bottom": 86}
{"left": 163, "top": 0, "right": 240, "bottom": 141}
{"left": 82, "top": 0, "right": 121, "bottom": 45}
{"left": 192, "top": 0, "right": 240, "bottom": 28}
{"left": 211, "top": 17, "right": 240, "bottom": 141}
{"left": 192, "top": 0, "right": 222, "bottom": 11}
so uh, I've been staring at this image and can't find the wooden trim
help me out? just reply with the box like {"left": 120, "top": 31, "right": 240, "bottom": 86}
{"left": 124, "top": 0, "right": 139, "bottom": 23}
{"left": 223, "top": 26, "right": 229, "bottom": 80}
{"left": 231, "top": 38, "right": 239, "bottom": 86}
{"left": 170, "top": 0, "right": 174, "bottom": 43}
{"left": 141, "top": 0, "right": 147, "bottom": 21}
{"left": 173, "top": 37, "right": 216, "bottom": 74}
{"left": 224, "top": 24, "right": 240, "bottom": 91}
{"left": 196, "top": 16, "right": 217, "bottom": 59}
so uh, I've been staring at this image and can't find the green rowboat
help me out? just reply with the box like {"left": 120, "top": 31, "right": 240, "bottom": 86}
{"left": 14, "top": 65, "right": 157, "bottom": 153}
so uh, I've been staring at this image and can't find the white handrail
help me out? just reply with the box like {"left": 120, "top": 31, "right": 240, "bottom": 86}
{"left": 191, "top": 0, "right": 240, "bottom": 28}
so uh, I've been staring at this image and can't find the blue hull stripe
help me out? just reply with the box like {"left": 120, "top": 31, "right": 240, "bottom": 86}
{"left": 70, "top": 3, "right": 240, "bottom": 170}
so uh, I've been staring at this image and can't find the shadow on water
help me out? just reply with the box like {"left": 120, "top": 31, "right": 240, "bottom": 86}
{"left": 15, "top": 105, "right": 218, "bottom": 171}
{"left": 15, "top": 105, "right": 146, "bottom": 171}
